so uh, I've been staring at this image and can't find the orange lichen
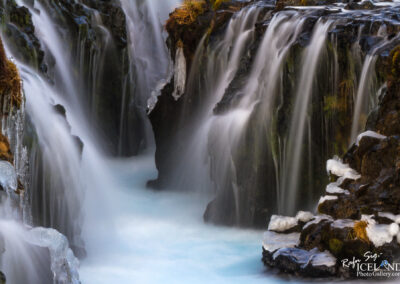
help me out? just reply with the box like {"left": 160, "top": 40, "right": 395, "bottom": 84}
{"left": 0, "top": 37, "right": 22, "bottom": 109}
{"left": 0, "top": 133, "right": 13, "bottom": 163}
{"left": 167, "top": 0, "right": 207, "bottom": 26}
{"left": 353, "top": 221, "right": 370, "bottom": 243}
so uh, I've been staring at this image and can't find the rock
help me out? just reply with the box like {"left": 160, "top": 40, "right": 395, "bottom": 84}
{"left": 0, "top": 271, "right": 5, "bottom": 284}
{"left": 1, "top": 0, "right": 46, "bottom": 71}
{"left": 270, "top": 247, "right": 337, "bottom": 276}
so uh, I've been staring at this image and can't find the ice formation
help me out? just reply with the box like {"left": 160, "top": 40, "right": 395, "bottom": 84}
{"left": 172, "top": 47, "right": 187, "bottom": 100}
{"left": 272, "top": 247, "right": 336, "bottom": 268}
{"left": 0, "top": 161, "right": 18, "bottom": 194}
{"left": 356, "top": 130, "right": 386, "bottom": 146}
{"left": 26, "top": 227, "right": 80, "bottom": 284}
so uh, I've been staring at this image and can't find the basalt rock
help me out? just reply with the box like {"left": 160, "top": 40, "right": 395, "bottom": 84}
{"left": 0, "top": 0, "right": 46, "bottom": 72}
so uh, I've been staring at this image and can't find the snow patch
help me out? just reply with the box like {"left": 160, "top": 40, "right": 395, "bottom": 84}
{"left": 356, "top": 130, "right": 386, "bottom": 146}
{"left": 331, "top": 219, "right": 355, "bottom": 229}
{"left": 318, "top": 195, "right": 338, "bottom": 205}
{"left": 362, "top": 215, "right": 399, "bottom": 247}
{"left": 262, "top": 231, "right": 300, "bottom": 252}
{"left": 326, "top": 182, "right": 350, "bottom": 195}
{"left": 378, "top": 212, "right": 400, "bottom": 224}
{"left": 303, "top": 214, "right": 333, "bottom": 230}
{"left": 268, "top": 215, "right": 298, "bottom": 232}
{"left": 295, "top": 211, "right": 314, "bottom": 223}
{"left": 326, "top": 156, "right": 361, "bottom": 180}
{"left": 311, "top": 248, "right": 337, "bottom": 267}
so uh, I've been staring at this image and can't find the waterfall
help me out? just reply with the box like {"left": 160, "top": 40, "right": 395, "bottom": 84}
{"left": 119, "top": 0, "right": 181, "bottom": 154}
{"left": 280, "top": 20, "right": 332, "bottom": 215}
{"left": 204, "top": 11, "right": 307, "bottom": 224}
{"left": 166, "top": 5, "right": 264, "bottom": 200}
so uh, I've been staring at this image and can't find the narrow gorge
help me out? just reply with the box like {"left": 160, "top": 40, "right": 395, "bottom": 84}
{"left": 0, "top": 0, "right": 400, "bottom": 283}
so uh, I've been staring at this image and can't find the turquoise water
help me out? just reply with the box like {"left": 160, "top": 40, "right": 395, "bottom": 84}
{"left": 79, "top": 155, "right": 289, "bottom": 284}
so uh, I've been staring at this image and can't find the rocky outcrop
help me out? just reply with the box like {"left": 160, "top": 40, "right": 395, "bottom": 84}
{"left": 262, "top": 43, "right": 400, "bottom": 278}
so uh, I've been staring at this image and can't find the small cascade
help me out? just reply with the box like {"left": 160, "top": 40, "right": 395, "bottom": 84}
{"left": 350, "top": 54, "right": 378, "bottom": 142}
{"left": 350, "top": 32, "right": 400, "bottom": 142}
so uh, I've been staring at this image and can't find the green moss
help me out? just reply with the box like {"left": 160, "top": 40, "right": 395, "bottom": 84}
{"left": 329, "top": 238, "right": 344, "bottom": 256}
{"left": 211, "top": 0, "right": 231, "bottom": 10}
